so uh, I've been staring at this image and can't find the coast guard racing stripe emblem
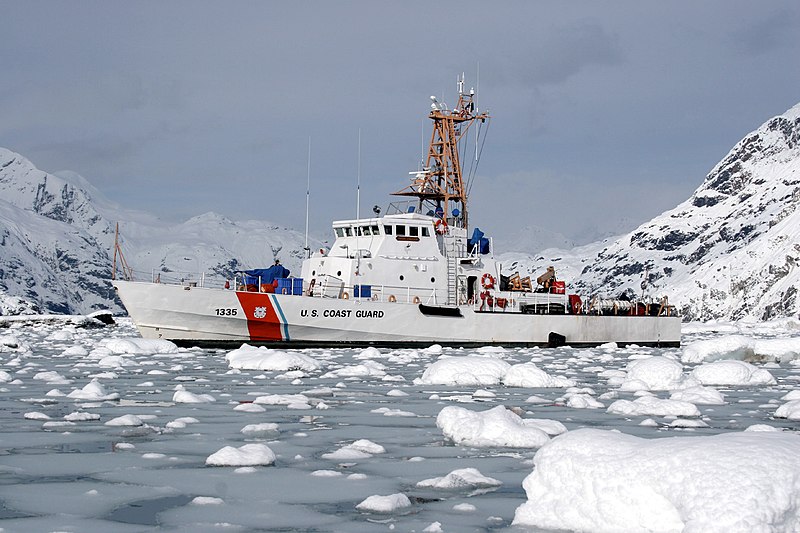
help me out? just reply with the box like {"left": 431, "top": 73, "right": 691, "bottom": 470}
{"left": 234, "top": 292, "right": 286, "bottom": 341}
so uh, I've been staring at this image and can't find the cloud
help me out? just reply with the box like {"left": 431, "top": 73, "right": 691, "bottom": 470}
{"left": 731, "top": 8, "right": 800, "bottom": 55}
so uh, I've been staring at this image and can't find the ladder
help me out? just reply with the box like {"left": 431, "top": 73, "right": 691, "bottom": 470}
{"left": 442, "top": 234, "right": 461, "bottom": 305}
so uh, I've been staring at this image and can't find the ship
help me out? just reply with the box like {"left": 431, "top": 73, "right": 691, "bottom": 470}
{"left": 113, "top": 78, "right": 680, "bottom": 348}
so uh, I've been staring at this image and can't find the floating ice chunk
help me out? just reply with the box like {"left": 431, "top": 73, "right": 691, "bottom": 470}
{"left": 670, "top": 385, "right": 725, "bottom": 405}
{"left": 253, "top": 393, "right": 311, "bottom": 409}
{"left": 525, "top": 395, "right": 551, "bottom": 404}
{"left": 416, "top": 357, "right": 510, "bottom": 386}
{"left": 669, "top": 418, "right": 709, "bottom": 428}
{"left": 42, "top": 421, "right": 75, "bottom": 429}
{"left": 353, "top": 346, "right": 382, "bottom": 360}
{"left": 24, "top": 411, "right": 50, "bottom": 420}
{"left": 64, "top": 411, "right": 100, "bottom": 422}
{"left": 226, "top": 345, "right": 323, "bottom": 371}
{"left": 683, "top": 336, "right": 800, "bottom": 364}
{"left": 62, "top": 345, "right": 88, "bottom": 357}
{"left": 97, "top": 355, "right": 134, "bottom": 368}
{"left": 172, "top": 385, "right": 215, "bottom": 403}
{"left": 453, "top": 502, "right": 476, "bottom": 512}
{"left": 745, "top": 424, "right": 781, "bottom": 432}
{"left": 114, "top": 442, "right": 135, "bottom": 450}
{"left": 682, "top": 336, "right": 754, "bottom": 363}
{"left": 322, "top": 439, "right": 385, "bottom": 460}
{"left": 422, "top": 521, "right": 443, "bottom": 533}
{"left": 782, "top": 390, "right": 800, "bottom": 401}
{"left": 206, "top": 443, "right": 276, "bottom": 467}
{"left": 639, "top": 418, "right": 659, "bottom": 427}
{"left": 774, "top": 400, "right": 800, "bottom": 420}
{"left": 142, "top": 452, "right": 166, "bottom": 459}
{"left": 503, "top": 363, "right": 576, "bottom": 388}
{"left": 191, "top": 496, "right": 224, "bottom": 505}
{"left": 371, "top": 407, "right": 416, "bottom": 417}
{"left": 321, "top": 360, "right": 386, "bottom": 378}
{"left": 565, "top": 393, "right": 604, "bottom": 409}
{"left": 607, "top": 396, "right": 700, "bottom": 417}
{"left": 102, "top": 338, "right": 178, "bottom": 355}
{"left": 422, "top": 344, "right": 443, "bottom": 355}
{"left": 33, "top": 371, "right": 71, "bottom": 384}
{"left": 387, "top": 389, "right": 409, "bottom": 397}
{"left": 437, "top": 405, "right": 551, "bottom": 448}
{"left": 416, "top": 467, "right": 502, "bottom": 490}
{"left": 355, "top": 493, "right": 411, "bottom": 513}
{"left": 472, "top": 389, "right": 496, "bottom": 398}
{"left": 691, "top": 360, "right": 776, "bottom": 386}
{"left": 311, "top": 469, "right": 343, "bottom": 477}
{"left": 67, "top": 379, "right": 119, "bottom": 401}
{"left": 348, "top": 473, "right": 368, "bottom": 480}
{"left": 241, "top": 423, "right": 280, "bottom": 437}
{"left": 618, "top": 356, "right": 689, "bottom": 391}
{"left": 513, "top": 428, "right": 800, "bottom": 532}
{"left": 0, "top": 370, "right": 12, "bottom": 382}
{"left": 105, "top": 414, "right": 144, "bottom": 426}
{"left": 234, "top": 403, "right": 266, "bottom": 413}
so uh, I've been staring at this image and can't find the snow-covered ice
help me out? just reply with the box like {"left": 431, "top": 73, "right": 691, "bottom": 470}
{"left": 513, "top": 428, "right": 800, "bottom": 532}
{"left": 2, "top": 318, "right": 800, "bottom": 531}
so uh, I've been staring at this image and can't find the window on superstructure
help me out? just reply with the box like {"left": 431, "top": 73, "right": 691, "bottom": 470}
{"left": 344, "top": 227, "right": 352, "bottom": 237}
{"left": 396, "top": 225, "right": 406, "bottom": 236}
{"left": 335, "top": 228, "right": 344, "bottom": 238}
{"left": 384, "top": 225, "right": 393, "bottom": 235}
{"left": 409, "top": 226, "right": 419, "bottom": 237}
{"left": 361, "top": 226, "right": 371, "bottom": 236}
{"left": 421, "top": 227, "right": 430, "bottom": 237}
{"left": 371, "top": 225, "right": 380, "bottom": 235}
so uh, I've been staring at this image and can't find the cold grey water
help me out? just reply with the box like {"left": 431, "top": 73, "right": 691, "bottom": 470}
{"left": 1, "top": 318, "right": 799, "bottom": 532}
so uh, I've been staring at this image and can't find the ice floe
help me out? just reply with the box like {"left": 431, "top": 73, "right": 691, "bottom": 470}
{"left": 205, "top": 443, "right": 276, "bottom": 466}
{"left": 437, "top": 405, "right": 552, "bottom": 448}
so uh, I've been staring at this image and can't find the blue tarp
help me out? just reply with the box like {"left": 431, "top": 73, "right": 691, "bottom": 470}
{"left": 241, "top": 264, "right": 290, "bottom": 285}
{"left": 468, "top": 228, "right": 490, "bottom": 255}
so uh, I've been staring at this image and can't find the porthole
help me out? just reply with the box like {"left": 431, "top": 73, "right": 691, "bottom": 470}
{"left": 312, "top": 270, "right": 316, "bottom": 276}
{"left": 431, "top": 277, "right": 435, "bottom": 283}
{"left": 399, "top": 275, "right": 405, "bottom": 281}
{"left": 337, "top": 270, "right": 342, "bottom": 277}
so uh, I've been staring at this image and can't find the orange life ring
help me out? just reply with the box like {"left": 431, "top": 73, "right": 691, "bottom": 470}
{"left": 434, "top": 218, "right": 448, "bottom": 235}
{"left": 307, "top": 278, "right": 316, "bottom": 296}
{"left": 342, "top": 291, "right": 349, "bottom": 300}
{"left": 412, "top": 296, "right": 421, "bottom": 304}
{"left": 281, "top": 287, "right": 288, "bottom": 295}
{"left": 481, "top": 273, "right": 495, "bottom": 289}
{"left": 388, "top": 294, "right": 397, "bottom": 303}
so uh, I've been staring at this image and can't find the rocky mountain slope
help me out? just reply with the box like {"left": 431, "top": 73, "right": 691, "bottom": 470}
{"left": 0, "top": 148, "right": 319, "bottom": 315}
{"left": 2, "top": 101, "right": 799, "bottom": 320}
{"left": 501, "top": 102, "right": 800, "bottom": 321}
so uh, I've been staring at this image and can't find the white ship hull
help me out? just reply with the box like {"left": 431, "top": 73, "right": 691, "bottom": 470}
{"left": 113, "top": 280, "right": 681, "bottom": 348}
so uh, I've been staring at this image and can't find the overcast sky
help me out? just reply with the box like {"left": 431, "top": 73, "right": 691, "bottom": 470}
{"left": 2, "top": 1, "right": 799, "bottom": 250}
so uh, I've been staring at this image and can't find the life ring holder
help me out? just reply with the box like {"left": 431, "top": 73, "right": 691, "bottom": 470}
{"left": 388, "top": 294, "right": 397, "bottom": 303}
{"left": 481, "top": 273, "right": 496, "bottom": 290}
{"left": 412, "top": 296, "right": 421, "bottom": 304}
{"left": 434, "top": 218, "right": 448, "bottom": 235}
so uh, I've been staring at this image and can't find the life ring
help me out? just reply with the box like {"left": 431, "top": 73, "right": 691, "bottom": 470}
{"left": 281, "top": 287, "right": 288, "bottom": 295}
{"left": 342, "top": 291, "right": 349, "bottom": 300}
{"left": 434, "top": 218, "right": 448, "bottom": 235}
{"left": 412, "top": 296, "right": 421, "bottom": 304}
{"left": 481, "top": 273, "right": 495, "bottom": 289}
{"left": 388, "top": 294, "right": 397, "bottom": 303}
{"left": 467, "top": 297, "right": 474, "bottom": 306}
{"left": 371, "top": 294, "right": 378, "bottom": 301}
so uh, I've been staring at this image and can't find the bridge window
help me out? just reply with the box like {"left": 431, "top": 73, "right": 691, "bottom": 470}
{"left": 409, "top": 226, "right": 419, "bottom": 237}
{"left": 396, "top": 225, "right": 406, "bottom": 236}
{"left": 335, "top": 228, "right": 344, "bottom": 238}
{"left": 421, "top": 227, "right": 430, "bottom": 237}
{"left": 384, "top": 225, "right": 393, "bottom": 235}
{"left": 371, "top": 225, "right": 380, "bottom": 235}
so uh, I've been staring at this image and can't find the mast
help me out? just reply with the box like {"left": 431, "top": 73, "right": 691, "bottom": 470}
{"left": 393, "top": 74, "right": 490, "bottom": 231}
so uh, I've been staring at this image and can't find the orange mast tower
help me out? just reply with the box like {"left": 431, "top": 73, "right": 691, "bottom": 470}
{"left": 393, "top": 75, "right": 490, "bottom": 232}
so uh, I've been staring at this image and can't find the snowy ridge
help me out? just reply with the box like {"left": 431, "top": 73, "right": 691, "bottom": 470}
{"left": 0, "top": 148, "right": 320, "bottom": 314}
{"left": 501, "top": 102, "right": 800, "bottom": 321}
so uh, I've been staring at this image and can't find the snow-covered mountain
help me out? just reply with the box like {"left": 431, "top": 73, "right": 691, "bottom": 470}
{"left": 501, "top": 102, "right": 800, "bottom": 321}
{"left": 0, "top": 148, "right": 321, "bottom": 315}
{"left": 3, "top": 101, "right": 799, "bottom": 320}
